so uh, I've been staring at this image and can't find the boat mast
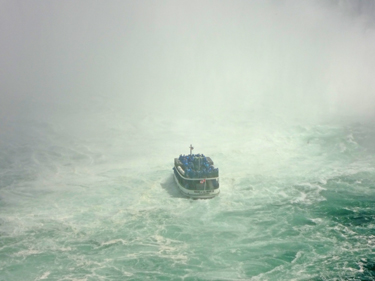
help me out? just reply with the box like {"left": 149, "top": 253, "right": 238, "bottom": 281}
{"left": 189, "top": 144, "right": 194, "bottom": 155}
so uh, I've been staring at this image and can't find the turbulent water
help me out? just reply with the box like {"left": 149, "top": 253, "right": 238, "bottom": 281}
{"left": 1, "top": 110, "right": 375, "bottom": 281}
{"left": 2, "top": 1, "right": 375, "bottom": 280}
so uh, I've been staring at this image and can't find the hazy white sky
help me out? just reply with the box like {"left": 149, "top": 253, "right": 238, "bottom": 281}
{"left": 1, "top": 0, "right": 375, "bottom": 124}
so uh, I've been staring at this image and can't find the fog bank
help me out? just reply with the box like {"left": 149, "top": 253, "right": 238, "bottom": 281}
{"left": 1, "top": 0, "right": 375, "bottom": 132}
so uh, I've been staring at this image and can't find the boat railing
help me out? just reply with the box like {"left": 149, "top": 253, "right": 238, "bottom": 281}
{"left": 174, "top": 167, "right": 218, "bottom": 181}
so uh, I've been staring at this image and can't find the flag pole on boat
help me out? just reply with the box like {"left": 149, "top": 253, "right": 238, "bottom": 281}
{"left": 189, "top": 144, "right": 194, "bottom": 155}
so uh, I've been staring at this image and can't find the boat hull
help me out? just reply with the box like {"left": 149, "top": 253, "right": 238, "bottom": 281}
{"left": 173, "top": 167, "right": 220, "bottom": 199}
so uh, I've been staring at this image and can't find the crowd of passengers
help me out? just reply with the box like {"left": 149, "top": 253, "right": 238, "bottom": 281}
{"left": 178, "top": 154, "right": 219, "bottom": 178}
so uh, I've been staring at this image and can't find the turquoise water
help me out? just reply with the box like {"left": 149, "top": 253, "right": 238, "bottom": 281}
{"left": 1, "top": 114, "right": 375, "bottom": 280}
{"left": 2, "top": 1, "right": 375, "bottom": 279}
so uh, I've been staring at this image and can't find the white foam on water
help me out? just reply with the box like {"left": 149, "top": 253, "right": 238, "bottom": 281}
{"left": 1, "top": 116, "right": 375, "bottom": 280}
{"left": 1, "top": 1, "right": 375, "bottom": 279}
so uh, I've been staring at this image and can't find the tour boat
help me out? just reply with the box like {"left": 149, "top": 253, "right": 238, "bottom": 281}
{"left": 173, "top": 145, "right": 220, "bottom": 199}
